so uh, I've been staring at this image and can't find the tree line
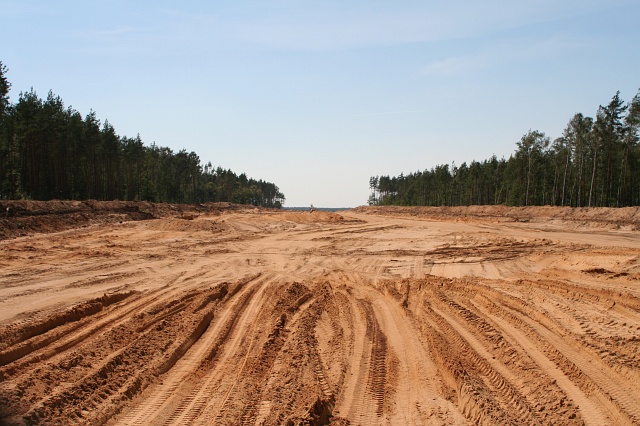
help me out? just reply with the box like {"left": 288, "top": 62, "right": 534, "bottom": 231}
{"left": 0, "top": 62, "right": 285, "bottom": 207}
{"left": 369, "top": 90, "right": 640, "bottom": 208}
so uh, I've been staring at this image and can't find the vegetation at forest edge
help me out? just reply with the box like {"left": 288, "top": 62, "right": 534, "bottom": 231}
{"left": 0, "top": 62, "right": 285, "bottom": 207}
{"left": 369, "top": 89, "right": 640, "bottom": 208}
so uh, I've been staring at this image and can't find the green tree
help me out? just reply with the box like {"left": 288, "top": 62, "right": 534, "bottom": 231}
{"left": 100, "top": 120, "right": 121, "bottom": 199}
{"left": 593, "top": 92, "right": 628, "bottom": 206}
{"left": 621, "top": 89, "right": 640, "bottom": 205}
{"left": 0, "top": 62, "right": 10, "bottom": 117}
{"left": 562, "top": 113, "right": 593, "bottom": 207}
{"left": 0, "top": 62, "right": 12, "bottom": 198}
{"left": 122, "top": 135, "right": 145, "bottom": 200}
{"left": 515, "top": 130, "right": 549, "bottom": 206}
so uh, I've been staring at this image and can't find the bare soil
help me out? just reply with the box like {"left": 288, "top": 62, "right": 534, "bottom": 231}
{"left": 1, "top": 202, "right": 639, "bottom": 425}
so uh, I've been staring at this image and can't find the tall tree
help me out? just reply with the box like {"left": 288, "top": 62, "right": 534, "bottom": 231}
{"left": 0, "top": 61, "right": 10, "bottom": 117}
{"left": 515, "top": 130, "right": 549, "bottom": 206}
{"left": 593, "top": 92, "right": 628, "bottom": 206}
{"left": 0, "top": 62, "right": 12, "bottom": 198}
{"left": 562, "top": 113, "right": 593, "bottom": 207}
{"left": 622, "top": 90, "right": 640, "bottom": 205}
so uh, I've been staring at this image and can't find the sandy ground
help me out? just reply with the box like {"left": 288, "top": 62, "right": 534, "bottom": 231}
{"left": 1, "top": 203, "right": 639, "bottom": 425}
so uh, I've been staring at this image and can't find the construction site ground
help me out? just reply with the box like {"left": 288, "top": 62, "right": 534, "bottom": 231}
{"left": 1, "top": 201, "right": 639, "bottom": 425}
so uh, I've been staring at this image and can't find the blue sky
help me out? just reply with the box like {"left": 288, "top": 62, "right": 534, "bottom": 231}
{"left": 2, "top": 1, "right": 639, "bottom": 207}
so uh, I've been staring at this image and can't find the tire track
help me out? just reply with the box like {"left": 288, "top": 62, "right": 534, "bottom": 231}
{"left": 430, "top": 304, "right": 537, "bottom": 422}
{"left": 0, "top": 281, "right": 226, "bottom": 422}
{"left": 0, "top": 269, "right": 212, "bottom": 381}
{"left": 114, "top": 274, "right": 268, "bottom": 426}
{"left": 239, "top": 293, "right": 319, "bottom": 426}
{"left": 331, "top": 289, "right": 371, "bottom": 421}
{"left": 170, "top": 275, "right": 274, "bottom": 425}
{"left": 11, "top": 285, "right": 226, "bottom": 425}
{"left": 3, "top": 284, "right": 173, "bottom": 363}
{"left": 408, "top": 282, "right": 536, "bottom": 425}
{"left": 465, "top": 278, "right": 640, "bottom": 424}
{"left": 419, "top": 278, "right": 595, "bottom": 424}
{"left": 471, "top": 299, "right": 610, "bottom": 425}
{"left": 363, "top": 285, "right": 464, "bottom": 425}
{"left": 339, "top": 294, "right": 388, "bottom": 425}
{"left": 504, "top": 301, "right": 640, "bottom": 424}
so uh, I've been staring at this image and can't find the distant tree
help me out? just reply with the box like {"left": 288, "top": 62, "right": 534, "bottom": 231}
{"left": 562, "top": 113, "right": 593, "bottom": 207}
{"left": 622, "top": 89, "right": 640, "bottom": 205}
{"left": 591, "top": 92, "right": 628, "bottom": 206}
{"left": 122, "top": 135, "right": 145, "bottom": 200}
{"left": 0, "top": 61, "right": 10, "bottom": 117}
{"left": 549, "top": 136, "right": 570, "bottom": 206}
{"left": 0, "top": 62, "right": 13, "bottom": 198}
{"left": 369, "top": 176, "right": 379, "bottom": 205}
{"left": 515, "top": 130, "right": 549, "bottom": 206}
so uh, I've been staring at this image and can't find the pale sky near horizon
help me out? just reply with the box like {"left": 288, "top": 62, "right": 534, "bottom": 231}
{"left": 2, "top": 1, "right": 639, "bottom": 207}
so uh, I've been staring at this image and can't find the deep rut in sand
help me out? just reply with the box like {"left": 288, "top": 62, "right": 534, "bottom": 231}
{"left": 1, "top": 206, "right": 639, "bottom": 425}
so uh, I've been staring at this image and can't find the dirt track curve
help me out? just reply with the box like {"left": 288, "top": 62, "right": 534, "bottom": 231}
{"left": 1, "top": 205, "right": 640, "bottom": 425}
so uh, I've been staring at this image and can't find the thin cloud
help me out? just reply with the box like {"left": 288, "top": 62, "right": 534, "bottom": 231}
{"left": 422, "top": 55, "right": 488, "bottom": 77}
{"left": 350, "top": 109, "right": 433, "bottom": 117}
{"left": 64, "top": 1, "right": 636, "bottom": 55}
{"left": 92, "top": 27, "right": 139, "bottom": 37}
{"left": 153, "top": 1, "right": 625, "bottom": 52}
{"left": 230, "top": 1, "right": 632, "bottom": 51}
{"left": 420, "top": 32, "right": 598, "bottom": 78}
{"left": 85, "top": 27, "right": 142, "bottom": 41}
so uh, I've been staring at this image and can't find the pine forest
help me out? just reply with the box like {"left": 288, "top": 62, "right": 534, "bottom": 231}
{"left": 370, "top": 90, "right": 640, "bottom": 208}
{"left": 0, "top": 62, "right": 285, "bottom": 207}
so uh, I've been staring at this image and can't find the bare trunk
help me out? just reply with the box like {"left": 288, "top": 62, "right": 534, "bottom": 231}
{"left": 525, "top": 151, "right": 531, "bottom": 206}
{"left": 589, "top": 150, "right": 597, "bottom": 207}
{"left": 561, "top": 152, "right": 569, "bottom": 206}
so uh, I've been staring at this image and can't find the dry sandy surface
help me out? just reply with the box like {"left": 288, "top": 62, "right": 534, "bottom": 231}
{"left": 1, "top": 202, "right": 639, "bottom": 425}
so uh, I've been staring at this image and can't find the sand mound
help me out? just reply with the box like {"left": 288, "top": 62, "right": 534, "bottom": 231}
{"left": 353, "top": 205, "right": 640, "bottom": 230}
{"left": 0, "top": 200, "right": 264, "bottom": 240}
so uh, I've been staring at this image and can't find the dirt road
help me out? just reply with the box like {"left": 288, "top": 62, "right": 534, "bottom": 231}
{"left": 1, "top": 205, "right": 639, "bottom": 425}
